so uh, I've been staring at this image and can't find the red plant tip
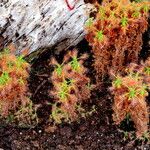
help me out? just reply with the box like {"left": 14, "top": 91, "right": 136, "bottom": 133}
{"left": 65, "top": 0, "right": 78, "bottom": 10}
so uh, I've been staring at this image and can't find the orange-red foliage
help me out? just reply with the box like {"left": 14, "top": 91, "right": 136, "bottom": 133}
{"left": 50, "top": 50, "right": 91, "bottom": 123}
{"left": 0, "top": 48, "right": 30, "bottom": 117}
{"left": 85, "top": 0, "right": 150, "bottom": 80}
{"left": 111, "top": 58, "right": 150, "bottom": 137}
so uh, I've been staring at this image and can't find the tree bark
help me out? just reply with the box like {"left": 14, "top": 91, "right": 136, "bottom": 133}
{"left": 0, "top": 0, "right": 91, "bottom": 58}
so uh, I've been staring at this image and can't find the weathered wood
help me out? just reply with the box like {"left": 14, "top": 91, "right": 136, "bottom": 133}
{"left": 0, "top": 0, "right": 92, "bottom": 58}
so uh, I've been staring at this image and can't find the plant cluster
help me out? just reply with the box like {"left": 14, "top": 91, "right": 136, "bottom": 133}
{"left": 14, "top": 101, "right": 38, "bottom": 128}
{"left": 111, "top": 58, "right": 150, "bottom": 137}
{"left": 49, "top": 50, "right": 92, "bottom": 124}
{"left": 0, "top": 48, "right": 31, "bottom": 117}
{"left": 0, "top": 46, "right": 39, "bottom": 128}
{"left": 85, "top": 0, "right": 149, "bottom": 80}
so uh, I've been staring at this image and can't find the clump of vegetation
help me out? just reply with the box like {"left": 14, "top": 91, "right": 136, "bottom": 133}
{"left": 49, "top": 50, "right": 92, "bottom": 124}
{"left": 111, "top": 58, "right": 150, "bottom": 138}
{"left": 0, "top": 48, "right": 31, "bottom": 117}
{"left": 0, "top": 47, "right": 38, "bottom": 128}
{"left": 14, "top": 101, "right": 38, "bottom": 128}
{"left": 85, "top": 0, "right": 150, "bottom": 81}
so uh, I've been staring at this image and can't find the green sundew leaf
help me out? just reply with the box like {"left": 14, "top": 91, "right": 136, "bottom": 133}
{"left": 131, "top": 72, "right": 140, "bottom": 81}
{"left": 61, "top": 80, "right": 69, "bottom": 90}
{"left": 58, "top": 90, "right": 68, "bottom": 100}
{"left": 18, "top": 77, "right": 24, "bottom": 85}
{"left": 7, "top": 61, "right": 14, "bottom": 69}
{"left": 128, "top": 87, "right": 137, "bottom": 99}
{"left": 145, "top": 67, "right": 150, "bottom": 75}
{"left": 16, "top": 55, "right": 25, "bottom": 68}
{"left": 67, "top": 79, "right": 74, "bottom": 85}
{"left": 70, "top": 56, "right": 80, "bottom": 72}
{"left": 55, "top": 64, "right": 63, "bottom": 76}
{"left": 51, "top": 105, "right": 69, "bottom": 124}
{"left": 6, "top": 114, "right": 15, "bottom": 123}
{"left": 123, "top": 131, "right": 129, "bottom": 140}
{"left": 0, "top": 72, "right": 10, "bottom": 85}
{"left": 113, "top": 77, "right": 122, "bottom": 88}
{"left": 139, "top": 85, "right": 147, "bottom": 96}
{"left": 96, "top": 30, "right": 104, "bottom": 41}
{"left": 51, "top": 106, "right": 62, "bottom": 124}
{"left": 121, "top": 17, "right": 128, "bottom": 27}
{"left": 3, "top": 48, "right": 10, "bottom": 54}
{"left": 142, "top": 5, "right": 149, "bottom": 13}
{"left": 111, "top": 12, "right": 115, "bottom": 18}
{"left": 132, "top": 11, "right": 140, "bottom": 18}
{"left": 87, "top": 82, "right": 92, "bottom": 90}
{"left": 85, "top": 17, "right": 94, "bottom": 27}
{"left": 58, "top": 80, "right": 69, "bottom": 100}
{"left": 99, "top": 7, "right": 105, "bottom": 19}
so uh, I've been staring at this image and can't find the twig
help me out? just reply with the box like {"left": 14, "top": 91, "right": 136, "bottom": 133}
{"left": 33, "top": 80, "right": 47, "bottom": 97}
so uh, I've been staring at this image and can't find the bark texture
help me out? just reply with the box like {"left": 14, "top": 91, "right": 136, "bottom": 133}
{"left": 0, "top": 0, "right": 91, "bottom": 58}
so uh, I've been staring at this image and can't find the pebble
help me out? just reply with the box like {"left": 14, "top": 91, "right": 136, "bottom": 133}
{"left": 38, "top": 130, "right": 42, "bottom": 133}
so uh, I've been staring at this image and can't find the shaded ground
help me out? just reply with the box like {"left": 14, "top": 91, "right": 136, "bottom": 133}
{"left": 0, "top": 18, "right": 149, "bottom": 150}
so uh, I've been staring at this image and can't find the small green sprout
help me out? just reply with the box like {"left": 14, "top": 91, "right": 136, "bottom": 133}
{"left": 123, "top": 131, "right": 129, "bottom": 140}
{"left": 18, "top": 77, "right": 25, "bottom": 85}
{"left": 127, "top": 87, "right": 137, "bottom": 100}
{"left": 96, "top": 30, "right": 104, "bottom": 41}
{"left": 16, "top": 55, "right": 26, "bottom": 68}
{"left": 130, "top": 72, "right": 140, "bottom": 81}
{"left": 70, "top": 56, "right": 80, "bottom": 72}
{"left": 113, "top": 77, "right": 122, "bottom": 88}
{"left": 111, "top": 12, "right": 115, "bottom": 18}
{"left": 87, "top": 82, "right": 92, "bottom": 90}
{"left": 99, "top": 7, "right": 105, "bottom": 19}
{"left": 51, "top": 104, "right": 69, "bottom": 124}
{"left": 139, "top": 131, "right": 150, "bottom": 141}
{"left": 3, "top": 48, "right": 10, "bottom": 54}
{"left": 15, "top": 101, "right": 38, "bottom": 127}
{"left": 6, "top": 114, "right": 15, "bottom": 123}
{"left": 139, "top": 84, "right": 147, "bottom": 96}
{"left": 142, "top": 5, "right": 149, "bottom": 13}
{"left": 58, "top": 90, "right": 68, "bottom": 100}
{"left": 67, "top": 78, "right": 74, "bottom": 85}
{"left": 58, "top": 80, "right": 70, "bottom": 101}
{"left": 57, "top": 79, "right": 74, "bottom": 101}
{"left": 0, "top": 72, "right": 10, "bottom": 86}
{"left": 55, "top": 64, "right": 63, "bottom": 76}
{"left": 121, "top": 16, "right": 128, "bottom": 27}
{"left": 145, "top": 67, "right": 150, "bottom": 75}
{"left": 7, "top": 61, "right": 14, "bottom": 69}
{"left": 132, "top": 11, "right": 140, "bottom": 18}
{"left": 85, "top": 17, "right": 94, "bottom": 27}
{"left": 76, "top": 104, "right": 96, "bottom": 119}
{"left": 0, "top": 48, "right": 10, "bottom": 58}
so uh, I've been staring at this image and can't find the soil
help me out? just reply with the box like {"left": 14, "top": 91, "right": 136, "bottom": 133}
{"left": 0, "top": 15, "right": 149, "bottom": 150}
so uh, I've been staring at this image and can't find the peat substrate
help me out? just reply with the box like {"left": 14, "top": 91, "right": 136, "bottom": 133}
{"left": 0, "top": 25, "right": 149, "bottom": 150}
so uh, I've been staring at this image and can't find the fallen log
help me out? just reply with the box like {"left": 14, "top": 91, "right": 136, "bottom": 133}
{"left": 0, "top": 0, "right": 92, "bottom": 59}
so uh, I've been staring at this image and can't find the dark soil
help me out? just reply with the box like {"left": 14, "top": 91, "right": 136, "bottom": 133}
{"left": 0, "top": 20, "right": 149, "bottom": 150}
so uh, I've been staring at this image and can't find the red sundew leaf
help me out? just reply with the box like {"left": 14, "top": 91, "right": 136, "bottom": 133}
{"left": 65, "top": 0, "right": 78, "bottom": 11}
{"left": 128, "top": 81, "right": 137, "bottom": 86}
